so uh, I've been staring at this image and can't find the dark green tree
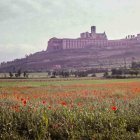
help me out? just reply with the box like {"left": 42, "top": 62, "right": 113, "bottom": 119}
{"left": 17, "top": 69, "right": 21, "bottom": 77}
{"left": 103, "top": 71, "right": 109, "bottom": 77}
{"left": 9, "top": 72, "right": 13, "bottom": 78}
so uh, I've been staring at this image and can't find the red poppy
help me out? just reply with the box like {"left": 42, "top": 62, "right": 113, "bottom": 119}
{"left": 15, "top": 106, "right": 20, "bottom": 112}
{"left": 23, "top": 100, "right": 27, "bottom": 106}
{"left": 111, "top": 106, "right": 117, "bottom": 111}
{"left": 78, "top": 103, "right": 82, "bottom": 107}
{"left": 48, "top": 106, "right": 51, "bottom": 109}
{"left": 61, "top": 102, "right": 67, "bottom": 106}
{"left": 43, "top": 101, "right": 46, "bottom": 104}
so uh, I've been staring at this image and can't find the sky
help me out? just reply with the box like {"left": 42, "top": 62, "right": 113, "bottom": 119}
{"left": 0, "top": 0, "right": 140, "bottom": 63}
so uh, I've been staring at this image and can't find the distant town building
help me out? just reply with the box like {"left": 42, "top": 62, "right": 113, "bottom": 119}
{"left": 47, "top": 26, "right": 140, "bottom": 52}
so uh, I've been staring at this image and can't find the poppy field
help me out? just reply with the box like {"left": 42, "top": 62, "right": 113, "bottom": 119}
{"left": 0, "top": 79, "right": 140, "bottom": 140}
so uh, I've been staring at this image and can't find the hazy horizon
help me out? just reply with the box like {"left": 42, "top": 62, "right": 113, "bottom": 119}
{"left": 0, "top": 0, "right": 140, "bottom": 63}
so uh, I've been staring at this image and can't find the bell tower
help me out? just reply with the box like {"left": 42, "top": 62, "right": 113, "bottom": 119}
{"left": 91, "top": 26, "right": 96, "bottom": 33}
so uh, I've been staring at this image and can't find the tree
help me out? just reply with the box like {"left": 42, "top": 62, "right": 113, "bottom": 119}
{"left": 9, "top": 72, "right": 13, "bottom": 78}
{"left": 77, "top": 71, "right": 88, "bottom": 77}
{"left": 51, "top": 71, "right": 56, "bottom": 78}
{"left": 111, "top": 68, "right": 123, "bottom": 76}
{"left": 117, "top": 69, "right": 123, "bottom": 75}
{"left": 134, "top": 71, "right": 139, "bottom": 77}
{"left": 63, "top": 71, "right": 70, "bottom": 78}
{"left": 131, "top": 62, "right": 140, "bottom": 69}
{"left": 103, "top": 71, "right": 109, "bottom": 77}
{"left": 23, "top": 71, "right": 29, "bottom": 78}
{"left": 111, "top": 68, "right": 117, "bottom": 75}
{"left": 129, "top": 70, "right": 135, "bottom": 76}
{"left": 17, "top": 69, "right": 21, "bottom": 77}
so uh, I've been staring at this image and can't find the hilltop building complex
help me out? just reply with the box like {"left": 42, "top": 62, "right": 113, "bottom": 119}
{"left": 47, "top": 26, "right": 140, "bottom": 52}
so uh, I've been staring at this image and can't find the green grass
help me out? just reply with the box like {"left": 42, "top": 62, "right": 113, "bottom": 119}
{"left": 0, "top": 78, "right": 140, "bottom": 87}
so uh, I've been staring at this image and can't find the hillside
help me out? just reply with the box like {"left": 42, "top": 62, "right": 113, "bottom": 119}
{"left": 0, "top": 46, "right": 140, "bottom": 72}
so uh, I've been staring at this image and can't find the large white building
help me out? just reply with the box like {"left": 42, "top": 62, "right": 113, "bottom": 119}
{"left": 47, "top": 26, "right": 140, "bottom": 52}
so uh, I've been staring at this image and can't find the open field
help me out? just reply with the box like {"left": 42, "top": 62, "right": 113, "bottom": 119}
{"left": 0, "top": 78, "right": 140, "bottom": 87}
{"left": 0, "top": 79, "right": 140, "bottom": 139}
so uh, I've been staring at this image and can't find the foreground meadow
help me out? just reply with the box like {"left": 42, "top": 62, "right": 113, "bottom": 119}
{"left": 0, "top": 79, "right": 140, "bottom": 140}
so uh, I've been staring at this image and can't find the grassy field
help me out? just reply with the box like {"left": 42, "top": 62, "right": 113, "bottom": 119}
{"left": 0, "top": 78, "right": 140, "bottom": 87}
{"left": 0, "top": 78, "right": 140, "bottom": 139}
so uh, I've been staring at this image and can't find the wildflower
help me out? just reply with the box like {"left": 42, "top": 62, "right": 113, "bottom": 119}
{"left": 78, "top": 103, "right": 82, "bottom": 107}
{"left": 48, "top": 106, "right": 51, "bottom": 109}
{"left": 111, "top": 106, "right": 117, "bottom": 111}
{"left": 15, "top": 106, "right": 20, "bottom": 112}
{"left": 43, "top": 101, "right": 46, "bottom": 104}
{"left": 61, "top": 101, "right": 67, "bottom": 106}
{"left": 23, "top": 100, "right": 27, "bottom": 106}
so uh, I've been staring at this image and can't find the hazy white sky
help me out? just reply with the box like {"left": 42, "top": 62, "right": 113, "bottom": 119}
{"left": 0, "top": 0, "right": 140, "bottom": 62}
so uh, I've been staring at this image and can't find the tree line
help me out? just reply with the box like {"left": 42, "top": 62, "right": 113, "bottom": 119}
{"left": 9, "top": 70, "right": 29, "bottom": 78}
{"left": 6, "top": 61, "right": 140, "bottom": 79}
